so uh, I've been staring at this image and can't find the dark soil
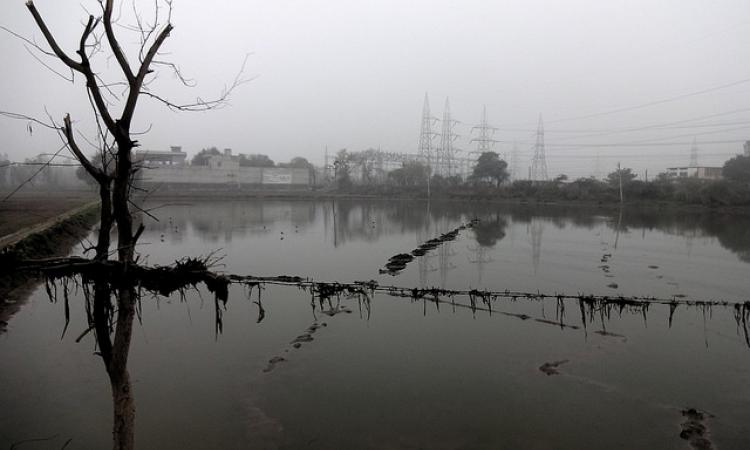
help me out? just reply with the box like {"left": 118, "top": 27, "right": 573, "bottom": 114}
{"left": 0, "top": 190, "right": 95, "bottom": 238}
{"left": 0, "top": 202, "right": 99, "bottom": 333}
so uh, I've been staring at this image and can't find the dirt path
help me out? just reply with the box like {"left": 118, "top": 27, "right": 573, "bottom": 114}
{"left": 0, "top": 190, "right": 96, "bottom": 248}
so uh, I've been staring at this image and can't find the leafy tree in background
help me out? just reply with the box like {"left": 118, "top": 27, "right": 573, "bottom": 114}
{"left": 278, "top": 156, "right": 315, "bottom": 184}
{"left": 723, "top": 155, "right": 750, "bottom": 182}
{"left": 553, "top": 174, "right": 568, "bottom": 184}
{"left": 606, "top": 167, "right": 637, "bottom": 187}
{"left": 239, "top": 154, "right": 275, "bottom": 167}
{"left": 471, "top": 152, "right": 508, "bottom": 187}
{"left": 191, "top": 147, "right": 221, "bottom": 166}
{"left": 333, "top": 149, "right": 352, "bottom": 188}
{"left": 388, "top": 161, "right": 430, "bottom": 187}
{"left": 286, "top": 156, "right": 314, "bottom": 169}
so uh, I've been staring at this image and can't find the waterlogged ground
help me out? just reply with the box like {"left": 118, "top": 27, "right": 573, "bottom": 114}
{"left": 1, "top": 199, "right": 749, "bottom": 449}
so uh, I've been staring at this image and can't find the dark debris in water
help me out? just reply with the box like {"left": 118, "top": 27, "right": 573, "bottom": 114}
{"left": 680, "top": 408, "right": 715, "bottom": 450}
{"left": 539, "top": 359, "right": 569, "bottom": 376}
{"left": 263, "top": 356, "right": 286, "bottom": 373}
{"left": 380, "top": 218, "right": 479, "bottom": 276}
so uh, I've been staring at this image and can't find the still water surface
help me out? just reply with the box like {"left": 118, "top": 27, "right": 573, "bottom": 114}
{"left": 1, "top": 199, "right": 749, "bottom": 449}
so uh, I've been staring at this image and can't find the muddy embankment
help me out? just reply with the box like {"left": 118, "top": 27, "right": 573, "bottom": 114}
{"left": 0, "top": 202, "right": 99, "bottom": 333}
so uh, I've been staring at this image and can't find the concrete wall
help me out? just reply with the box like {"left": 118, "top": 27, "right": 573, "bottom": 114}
{"left": 0, "top": 165, "right": 91, "bottom": 190}
{"left": 137, "top": 166, "right": 310, "bottom": 188}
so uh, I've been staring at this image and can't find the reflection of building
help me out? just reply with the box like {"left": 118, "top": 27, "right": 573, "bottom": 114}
{"left": 665, "top": 166, "right": 722, "bottom": 180}
{"left": 134, "top": 146, "right": 187, "bottom": 166}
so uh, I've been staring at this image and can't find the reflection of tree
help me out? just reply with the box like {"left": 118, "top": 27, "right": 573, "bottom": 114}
{"left": 614, "top": 210, "right": 750, "bottom": 264}
{"left": 704, "top": 218, "right": 750, "bottom": 263}
{"left": 472, "top": 214, "right": 507, "bottom": 248}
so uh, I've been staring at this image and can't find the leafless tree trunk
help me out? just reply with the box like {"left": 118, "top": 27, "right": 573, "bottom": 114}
{"left": 24, "top": 1, "right": 172, "bottom": 448}
{"left": 14, "top": 1, "right": 245, "bottom": 446}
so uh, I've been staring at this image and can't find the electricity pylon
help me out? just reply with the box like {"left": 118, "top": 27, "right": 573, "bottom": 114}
{"left": 469, "top": 105, "right": 498, "bottom": 178}
{"left": 531, "top": 114, "right": 548, "bottom": 182}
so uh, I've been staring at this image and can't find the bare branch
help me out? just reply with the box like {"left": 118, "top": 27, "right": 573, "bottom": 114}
{"left": 120, "top": 21, "right": 173, "bottom": 129}
{"left": 25, "top": 1, "right": 85, "bottom": 72}
{"left": 0, "top": 110, "right": 59, "bottom": 130}
{"left": 0, "top": 25, "right": 55, "bottom": 58}
{"left": 151, "top": 60, "right": 196, "bottom": 87}
{"left": 63, "top": 114, "right": 108, "bottom": 183}
{"left": 23, "top": 43, "right": 74, "bottom": 82}
{"left": 103, "top": 0, "right": 135, "bottom": 82}
{"left": 141, "top": 54, "right": 253, "bottom": 112}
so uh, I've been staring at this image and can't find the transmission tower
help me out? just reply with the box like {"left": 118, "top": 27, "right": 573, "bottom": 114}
{"left": 438, "top": 97, "right": 460, "bottom": 176}
{"left": 418, "top": 93, "right": 438, "bottom": 166}
{"left": 531, "top": 114, "right": 548, "bottom": 182}
{"left": 689, "top": 138, "right": 698, "bottom": 167}
{"left": 510, "top": 142, "right": 519, "bottom": 181}
{"left": 469, "top": 105, "right": 498, "bottom": 177}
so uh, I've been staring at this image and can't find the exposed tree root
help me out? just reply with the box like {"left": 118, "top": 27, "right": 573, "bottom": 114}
{"left": 9, "top": 256, "right": 750, "bottom": 346}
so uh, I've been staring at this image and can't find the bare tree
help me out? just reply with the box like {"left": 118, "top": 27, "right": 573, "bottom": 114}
{"left": 9, "top": 2, "right": 246, "bottom": 448}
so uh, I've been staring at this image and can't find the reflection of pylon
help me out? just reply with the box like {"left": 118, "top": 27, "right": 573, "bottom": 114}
{"left": 531, "top": 115, "right": 548, "bottom": 181}
{"left": 439, "top": 242, "right": 458, "bottom": 288}
{"left": 418, "top": 93, "right": 438, "bottom": 166}
{"left": 529, "top": 219, "right": 544, "bottom": 274}
{"left": 416, "top": 216, "right": 438, "bottom": 287}
{"left": 689, "top": 138, "right": 698, "bottom": 167}
{"left": 467, "top": 244, "right": 493, "bottom": 285}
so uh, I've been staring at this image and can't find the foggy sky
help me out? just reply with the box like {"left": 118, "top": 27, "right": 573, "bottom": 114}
{"left": 2, "top": 0, "right": 750, "bottom": 179}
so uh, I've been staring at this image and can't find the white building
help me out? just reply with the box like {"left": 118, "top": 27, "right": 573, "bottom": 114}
{"left": 134, "top": 146, "right": 187, "bottom": 167}
{"left": 665, "top": 166, "right": 722, "bottom": 180}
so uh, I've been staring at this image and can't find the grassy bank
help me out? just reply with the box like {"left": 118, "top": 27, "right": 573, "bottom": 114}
{"left": 0, "top": 202, "right": 100, "bottom": 333}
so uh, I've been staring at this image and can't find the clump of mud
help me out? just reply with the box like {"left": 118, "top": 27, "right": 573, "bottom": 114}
{"left": 379, "top": 218, "right": 479, "bottom": 275}
{"left": 539, "top": 359, "right": 569, "bottom": 376}
{"left": 680, "top": 408, "right": 715, "bottom": 450}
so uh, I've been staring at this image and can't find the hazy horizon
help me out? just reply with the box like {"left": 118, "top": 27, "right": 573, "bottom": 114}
{"left": 2, "top": 0, "right": 750, "bottom": 179}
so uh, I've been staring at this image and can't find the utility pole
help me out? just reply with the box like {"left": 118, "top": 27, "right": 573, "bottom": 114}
{"left": 324, "top": 145, "right": 329, "bottom": 182}
{"left": 531, "top": 114, "right": 548, "bottom": 182}
{"left": 617, "top": 162, "right": 623, "bottom": 205}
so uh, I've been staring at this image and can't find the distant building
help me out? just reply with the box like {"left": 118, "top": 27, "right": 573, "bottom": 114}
{"left": 744, "top": 140, "right": 750, "bottom": 157}
{"left": 666, "top": 166, "right": 722, "bottom": 180}
{"left": 135, "top": 146, "right": 187, "bottom": 167}
{"left": 206, "top": 148, "right": 239, "bottom": 169}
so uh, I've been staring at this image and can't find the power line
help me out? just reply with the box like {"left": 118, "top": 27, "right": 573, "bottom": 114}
{"left": 545, "top": 75, "right": 750, "bottom": 124}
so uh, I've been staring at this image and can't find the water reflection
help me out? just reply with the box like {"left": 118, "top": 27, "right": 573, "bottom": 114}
{"left": 142, "top": 200, "right": 750, "bottom": 265}
{"left": 4, "top": 199, "right": 750, "bottom": 449}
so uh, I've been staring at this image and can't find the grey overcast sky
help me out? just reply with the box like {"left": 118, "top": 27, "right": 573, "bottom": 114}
{"left": 2, "top": 0, "right": 750, "bottom": 179}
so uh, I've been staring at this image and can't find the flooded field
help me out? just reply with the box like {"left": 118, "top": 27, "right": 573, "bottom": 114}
{"left": 1, "top": 199, "right": 749, "bottom": 449}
